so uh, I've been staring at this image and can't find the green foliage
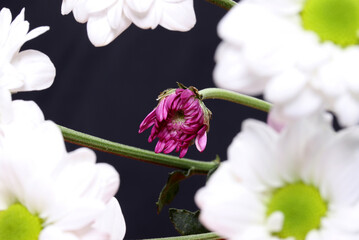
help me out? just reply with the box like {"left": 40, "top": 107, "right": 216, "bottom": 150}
{"left": 156, "top": 168, "right": 194, "bottom": 213}
{"left": 169, "top": 208, "right": 209, "bottom": 236}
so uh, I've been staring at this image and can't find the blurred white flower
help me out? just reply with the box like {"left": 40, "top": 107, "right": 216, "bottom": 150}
{"left": 61, "top": 0, "right": 196, "bottom": 46}
{"left": 213, "top": 0, "right": 359, "bottom": 126}
{"left": 0, "top": 8, "right": 55, "bottom": 93}
{"left": 0, "top": 116, "right": 126, "bottom": 239}
{"left": 196, "top": 115, "right": 359, "bottom": 239}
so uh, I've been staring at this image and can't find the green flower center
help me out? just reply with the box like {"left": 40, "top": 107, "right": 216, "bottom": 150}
{"left": 0, "top": 203, "right": 43, "bottom": 240}
{"left": 301, "top": 0, "right": 359, "bottom": 47}
{"left": 267, "top": 183, "right": 327, "bottom": 240}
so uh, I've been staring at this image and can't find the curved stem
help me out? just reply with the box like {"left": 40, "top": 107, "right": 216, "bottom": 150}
{"left": 205, "top": 0, "right": 237, "bottom": 10}
{"left": 144, "top": 232, "right": 220, "bottom": 240}
{"left": 59, "top": 125, "right": 218, "bottom": 174}
{"left": 199, "top": 88, "right": 271, "bottom": 113}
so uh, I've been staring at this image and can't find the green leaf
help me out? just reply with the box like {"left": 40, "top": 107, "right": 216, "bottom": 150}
{"left": 156, "top": 168, "right": 194, "bottom": 213}
{"left": 169, "top": 208, "right": 209, "bottom": 236}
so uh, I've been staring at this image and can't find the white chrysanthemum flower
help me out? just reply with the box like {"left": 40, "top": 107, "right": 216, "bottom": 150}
{"left": 0, "top": 113, "right": 126, "bottom": 239}
{"left": 196, "top": 115, "right": 359, "bottom": 239}
{"left": 61, "top": 0, "right": 196, "bottom": 46}
{"left": 0, "top": 8, "right": 55, "bottom": 93}
{"left": 213, "top": 0, "right": 359, "bottom": 126}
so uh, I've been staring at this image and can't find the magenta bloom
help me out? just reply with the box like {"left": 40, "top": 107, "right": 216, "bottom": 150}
{"left": 139, "top": 87, "right": 211, "bottom": 158}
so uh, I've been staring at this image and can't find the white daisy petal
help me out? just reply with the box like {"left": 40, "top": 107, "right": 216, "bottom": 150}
{"left": 92, "top": 198, "right": 126, "bottom": 240}
{"left": 123, "top": 0, "right": 161, "bottom": 29}
{"left": 0, "top": 8, "right": 55, "bottom": 93}
{"left": 87, "top": 13, "right": 130, "bottom": 46}
{"left": 85, "top": 0, "right": 117, "bottom": 13}
{"left": 334, "top": 95, "right": 359, "bottom": 127}
{"left": 107, "top": 0, "right": 131, "bottom": 29}
{"left": 159, "top": 0, "right": 196, "bottom": 31}
{"left": 24, "top": 26, "right": 49, "bottom": 43}
{"left": 62, "top": 0, "right": 196, "bottom": 46}
{"left": 125, "top": 0, "right": 155, "bottom": 13}
{"left": 213, "top": 42, "right": 266, "bottom": 95}
{"left": 281, "top": 89, "right": 322, "bottom": 117}
{"left": 10, "top": 50, "right": 56, "bottom": 92}
{"left": 265, "top": 68, "right": 308, "bottom": 103}
{"left": 0, "top": 8, "right": 12, "bottom": 47}
{"left": 40, "top": 226, "right": 78, "bottom": 240}
{"left": 196, "top": 163, "right": 265, "bottom": 239}
{"left": 11, "top": 100, "right": 44, "bottom": 125}
{"left": 61, "top": 0, "right": 77, "bottom": 15}
{"left": 228, "top": 120, "right": 282, "bottom": 191}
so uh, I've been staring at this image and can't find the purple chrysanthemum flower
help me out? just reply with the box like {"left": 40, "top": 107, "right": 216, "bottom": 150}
{"left": 139, "top": 86, "right": 212, "bottom": 158}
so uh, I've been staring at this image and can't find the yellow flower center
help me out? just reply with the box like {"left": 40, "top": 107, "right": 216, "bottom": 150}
{"left": 301, "top": 0, "right": 359, "bottom": 47}
{"left": 0, "top": 203, "right": 43, "bottom": 240}
{"left": 267, "top": 183, "right": 327, "bottom": 240}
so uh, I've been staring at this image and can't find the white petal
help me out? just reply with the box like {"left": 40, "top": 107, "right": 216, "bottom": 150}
{"left": 73, "top": 1, "right": 90, "bottom": 23}
{"left": 195, "top": 162, "right": 265, "bottom": 239}
{"left": 278, "top": 114, "right": 334, "bottom": 184}
{"left": 40, "top": 226, "right": 78, "bottom": 240}
{"left": 0, "top": 88, "right": 12, "bottom": 124}
{"left": 54, "top": 200, "right": 105, "bottom": 231}
{"left": 249, "top": 0, "right": 304, "bottom": 15}
{"left": 123, "top": 0, "right": 160, "bottom": 29}
{"left": 85, "top": 0, "right": 117, "bottom": 13}
{"left": 266, "top": 211, "right": 283, "bottom": 233}
{"left": 213, "top": 42, "right": 267, "bottom": 95}
{"left": 61, "top": 0, "right": 77, "bottom": 15}
{"left": 334, "top": 95, "right": 359, "bottom": 127}
{"left": 265, "top": 68, "right": 308, "bottom": 104}
{"left": 24, "top": 26, "right": 49, "bottom": 43}
{"left": 92, "top": 198, "right": 126, "bottom": 240}
{"left": 11, "top": 100, "right": 44, "bottom": 125}
{"left": 11, "top": 50, "right": 56, "bottom": 92}
{"left": 0, "top": 8, "right": 12, "bottom": 47}
{"left": 125, "top": 0, "right": 155, "bottom": 13}
{"left": 87, "top": 13, "right": 130, "bottom": 46}
{"left": 280, "top": 89, "right": 322, "bottom": 118}
{"left": 159, "top": 0, "right": 196, "bottom": 31}
{"left": 107, "top": 0, "right": 130, "bottom": 29}
{"left": 228, "top": 120, "right": 282, "bottom": 191}
{"left": 318, "top": 127, "right": 359, "bottom": 205}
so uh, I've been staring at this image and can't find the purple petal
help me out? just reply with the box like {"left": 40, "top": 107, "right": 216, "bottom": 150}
{"left": 155, "top": 141, "right": 166, "bottom": 153}
{"left": 179, "top": 147, "right": 189, "bottom": 158}
{"left": 176, "top": 88, "right": 184, "bottom": 94}
{"left": 156, "top": 100, "right": 166, "bottom": 122}
{"left": 172, "top": 95, "right": 181, "bottom": 110}
{"left": 163, "top": 140, "right": 177, "bottom": 154}
{"left": 180, "top": 89, "right": 194, "bottom": 100}
{"left": 139, "top": 109, "right": 156, "bottom": 133}
{"left": 195, "top": 131, "right": 207, "bottom": 152}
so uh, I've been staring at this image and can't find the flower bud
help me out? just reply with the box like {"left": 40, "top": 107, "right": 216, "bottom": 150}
{"left": 139, "top": 85, "right": 212, "bottom": 158}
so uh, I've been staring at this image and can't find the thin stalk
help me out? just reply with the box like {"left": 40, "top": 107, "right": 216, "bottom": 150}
{"left": 59, "top": 125, "right": 218, "bottom": 174}
{"left": 199, "top": 88, "right": 271, "bottom": 113}
{"left": 205, "top": 0, "right": 237, "bottom": 11}
{"left": 144, "top": 232, "right": 220, "bottom": 240}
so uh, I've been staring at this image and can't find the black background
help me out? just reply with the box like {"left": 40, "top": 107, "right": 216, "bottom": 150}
{"left": 2, "top": 0, "right": 266, "bottom": 239}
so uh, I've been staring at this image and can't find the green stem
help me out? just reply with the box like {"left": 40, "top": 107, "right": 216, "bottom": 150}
{"left": 144, "top": 232, "right": 220, "bottom": 240}
{"left": 59, "top": 125, "right": 218, "bottom": 174}
{"left": 199, "top": 88, "right": 272, "bottom": 113}
{"left": 205, "top": 0, "right": 237, "bottom": 11}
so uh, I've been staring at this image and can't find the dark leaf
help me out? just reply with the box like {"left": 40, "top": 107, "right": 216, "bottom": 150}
{"left": 156, "top": 168, "right": 194, "bottom": 213}
{"left": 169, "top": 208, "right": 209, "bottom": 235}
